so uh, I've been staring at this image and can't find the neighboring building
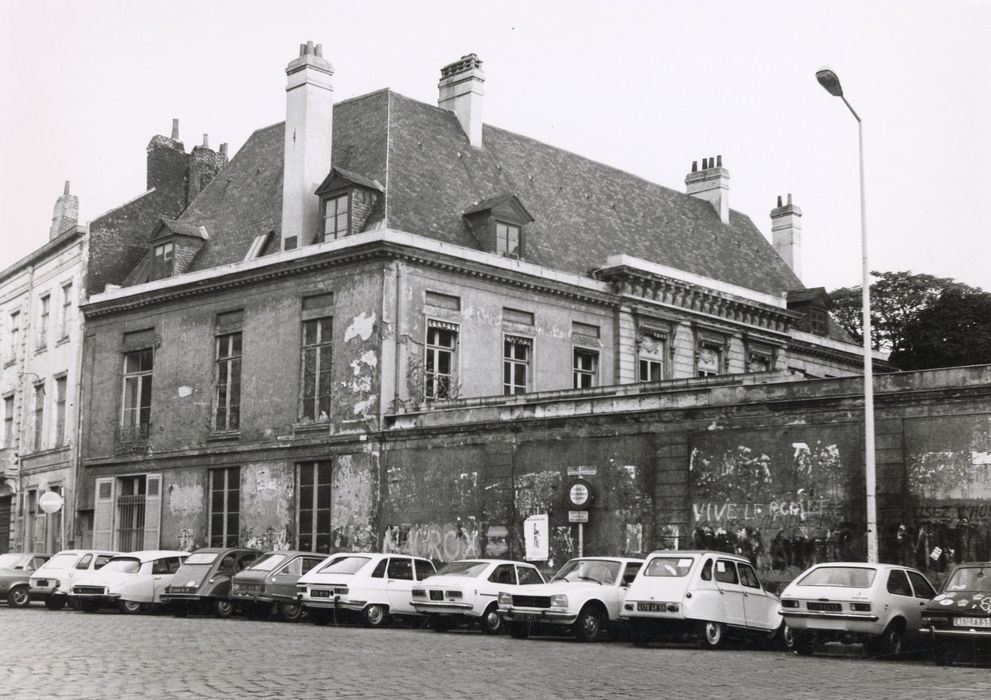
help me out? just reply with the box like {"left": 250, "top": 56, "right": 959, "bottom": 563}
{"left": 76, "top": 43, "right": 898, "bottom": 563}
{"left": 0, "top": 124, "right": 225, "bottom": 553}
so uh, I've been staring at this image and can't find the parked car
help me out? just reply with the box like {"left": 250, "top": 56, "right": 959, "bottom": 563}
{"left": 70, "top": 550, "right": 188, "bottom": 613}
{"left": 231, "top": 550, "right": 328, "bottom": 621}
{"left": 498, "top": 556, "right": 644, "bottom": 642}
{"left": 162, "top": 547, "right": 261, "bottom": 617}
{"left": 0, "top": 553, "right": 51, "bottom": 607}
{"left": 620, "top": 550, "right": 787, "bottom": 648}
{"left": 29, "top": 549, "right": 118, "bottom": 610}
{"left": 411, "top": 559, "right": 545, "bottom": 634}
{"left": 920, "top": 561, "right": 991, "bottom": 664}
{"left": 297, "top": 552, "right": 436, "bottom": 626}
{"left": 779, "top": 562, "right": 936, "bottom": 657}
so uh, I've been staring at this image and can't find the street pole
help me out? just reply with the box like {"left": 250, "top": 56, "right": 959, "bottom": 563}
{"left": 816, "top": 69, "right": 878, "bottom": 563}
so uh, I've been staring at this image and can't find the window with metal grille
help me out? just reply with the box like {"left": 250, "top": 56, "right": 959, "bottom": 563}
{"left": 32, "top": 383, "right": 45, "bottom": 451}
{"left": 151, "top": 242, "right": 174, "bottom": 278}
{"left": 426, "top": 323, "right": 457, "bottom": 399}
{"left": 116, "top": 475, "right": 146, "bottom": 552}
{"left": 573, "top": 348, "right": 598, "bottom": 389}
{"left": 297, "top": 461, "right": 332, "bottom": 553}
{"left": 496, "top": 222, "right": 520, "bottom": 258}
{"left": 37, "top": 294, "right": 50, "bottom": 349}
{"left": 209, "top": 467, "right": 240, "bottom": 547}
{"left": 322, "top": 193, "right": 350, "bottom": 240}
{"left": 214, "top": 332, "right": 242, "bottom": 432}
{"left": 121, "top": 349, "right": 153, "bottom": 433}
{"left": 55, "top": 376, "right": 67, "bottom": 445}
{"left": 503, "top": 336, "right": 531, "bottom": 395}
{"left": 300, "top": 318, "right": 332, "bottom": 421}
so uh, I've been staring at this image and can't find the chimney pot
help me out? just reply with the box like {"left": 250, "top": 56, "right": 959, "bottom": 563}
{"left": 717, "top": 155, "right": 722, "bottom": 167}
{"left": 787, "top": 193, "right": 793, "bottom": 205}
{"left": 691, "top": 160, "right": 698, "bottom": 173}
{"left": 219, "top": 143, "right": 228, "bottom": 159}
{"left": 64, "top": 180, "right": 71, "bottom": 195}
{"left": 202, "top": 134, "right": 209, "bottom": 148}
{"left": 171, "top": 118, "right": 180, "bottom": 141}
{"left": 685, "top": 155, "right": 731, "bottom": 224}
{"left": 777, "top": 195, "right": 783, "bottom": 207}
{"left": 315, "top": 43, "right": 323, "bottom": 57}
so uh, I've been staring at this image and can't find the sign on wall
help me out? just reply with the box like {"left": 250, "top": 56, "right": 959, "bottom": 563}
{"left": 524, "top": 513, "right": 549, "bottom": 561}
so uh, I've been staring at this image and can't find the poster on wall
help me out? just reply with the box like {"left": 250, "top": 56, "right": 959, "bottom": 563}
{"left": 524, "top": 514, "right": 549, "bottom": 561}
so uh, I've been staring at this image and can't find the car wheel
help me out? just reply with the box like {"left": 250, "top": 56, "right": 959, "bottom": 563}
{"left": 866, "top": 622, "right": 904, "bottom": 659}
{"left": 794, "top": 630, "right": 817, "bottom": 656}
{"left": 481, "top": 605, "right": 504, "bottom": 635}
{"left": 213, "top": 599, "right": 235, "bottom": 618}
{"left": 776, "top": 623, "right": 795, "bottom": 651}
{"left": 697, "top": 621, "right": 726, "bottom": 649}
{"left": 574, "top": 605, "right": 605, "bottom": 643}
{"left": 509, "top": 621, "right": 530, "bottom": 640}
{"left": 117, "top": 600, "right": 143, "bottom": 614}
{"left": 7, "top": 586, "right": 30, "bottom": 608}
{"left": 361, "top": 604, "right": 388, "bottom": 627}
{"left": 279, "top": 602, "right": 304, "bottom": 622}
{"left": 45, "top": 595, "right": 67, "bottom": 611}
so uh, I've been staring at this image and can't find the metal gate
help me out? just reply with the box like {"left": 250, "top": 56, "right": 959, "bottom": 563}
{"left": 116, "top": 493, "right": 146, "bottom": 552}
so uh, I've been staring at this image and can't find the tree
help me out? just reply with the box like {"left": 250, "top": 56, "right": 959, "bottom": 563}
{"left": 888, "top": 287, "right": 991, "bottom": 370}
{"left": 829, "top": 271, "right": 973, "bottom": 354}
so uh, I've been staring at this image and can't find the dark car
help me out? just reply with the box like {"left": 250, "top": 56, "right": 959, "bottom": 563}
{"left": 0, "top": 553, "right": 51, "bottom": 607}
{"left": 920, "top": 561, "right": 991, "bottom": 664}
{"left": 161, "top": 547, "right": 260, "bottom": 617}
{"left": 231, "top": 550, "right": 328, "bottom": 621}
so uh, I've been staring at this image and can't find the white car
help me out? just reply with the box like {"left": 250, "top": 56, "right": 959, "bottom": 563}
{"left": 779, "top": 562, "right": 937, "bottom": 657}
{"left": 297, "top": 553, "right": 436, "bottom": 626}
{"left": 411, "top": 559, "right": 545, "bottom": 634}
{"left": 620, "top": 550, "right": 785, "bottom": 648}
{"left": 498, "top": 557, "right": 644, "bottom": 642}
{"left": 70, "top": 550, "right": 188, "bottom": 613}
{"left": 29, "top": 549, "right": 119, "bottom": 610}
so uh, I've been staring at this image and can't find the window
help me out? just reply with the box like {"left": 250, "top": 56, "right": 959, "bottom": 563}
{"left": 748, "top": 348, "right": 774, "bottom": 373}
{"left": 517, "top": 566, "right": 543, "bottom": 585}
{"left": 54, "top": 376, "right": 67, "bottom": 446}
{"left": 121, "top": 349, "right": 153, "bottom": 434}
{"left": 32, "top": 383, "right": 45, "bottom": 451}
{"left": 116, "top": 475, "right": 146, "bottom": 552}
{"left": 8, "top": 311, "right": 20, "bottom": 361}
{"left": 489, "top": 564, "right": 516, "bottom": 585}
{"left": 243, "top": 231, "right": 273, "bottom": 261}
{"left": 908, "top": 571, "right": 936, "bottom": 599}
{"left": 388, "top": 558, "right": 414, "bottom": 580}
{"left": 322, "top": 193, "right": 350, "bottom": 240}
{"left": 75, "top": 553, "right": 93, "bottom": 570}
{"left": 297, "top": 461, "right": 332, "bottom": 553}
{"left": 738, "top": 564, "right": 762, "bottom": 589}
{"left": 59, "top": 282, "right": 72, "bottom": 340}
{"left": 573, "top": 348, "right": 598, "bottom": 389}
{"left": 503, "top": 336, "right": 532, "bottom": 395}
{"left": 714, "top": 560, "right": 738, "bottom": 584}
{"left": 496, "top": 222, "right": 520, "bottom": 258}
{"left": 151, "top": 242, "right": 175, "bottom": 278}
{"left": 37, "top": 294, "right": 50, "bottom": 349}
{"left": 697, "top": 341, "right": 723, "bottom": 378}
{"left": 810, "top": 308, "right": 828, "bottom": 336}
{"left": 300, "top": 318, "right": 332, "bottom": 421}
{"left": 3, "top": 394, "right": 13, "bottom": 447}
{"left": 886, "top": 569, "right": 912, "bottom": 597}
{"left": 209, "top": 466, "right": 240, "bottom": 547}
{"left": 414, "top": 559, "right": 435, "bottom": 580}
{"left": 426, "top": 323, "right": 458, "bottom": 399}
{"left": 637, "top": 331, "right": 666, "bottom": 382}
{"left": 214, "top": 332, "right": 242, "bottom": 432}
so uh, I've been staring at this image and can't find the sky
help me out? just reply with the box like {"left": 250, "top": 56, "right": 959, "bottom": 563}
{"left": 1, "top": 0, "right": 989, "bottom": 293}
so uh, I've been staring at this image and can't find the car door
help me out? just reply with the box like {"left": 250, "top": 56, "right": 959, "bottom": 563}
{"left": 151, "top": 557, "right": 181, "bottom": 602}
{"left": 738, "top": 562, "right": 778, "bottom": 631}
{"left": 66, "top": 553, "right": 94, "bottom": 589}
{"left": 884, "top": 568, "right": 916, "bottom": 628}
{"left": 713, "top": 559, "right": 747, "bottom": 627}
{"left": 485, "top": 563, "right": 517, "bottom": 609}
{"left": 906, "top": 569, "right": 937, "bottom": 633}
{"left": 385, "top": 557, "right": 416, "bottom": 613}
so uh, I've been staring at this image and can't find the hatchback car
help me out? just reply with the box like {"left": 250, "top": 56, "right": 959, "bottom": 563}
{"left": 70, "top": 550, "right": 188, "bottom": 613}
{"left": 498, "top": 557, "right": 644, "bottom": 642}
{"left": 231, "top": 550, "right": 328, "bottom": 621}
{"left": 779, "top": 562, "right": 936, "bottom": 657}
{"left": 411, "top": 559, "right": 545, "bottom": 634}
{"left": 621, "top": 550, "right": 786, "bottom": 648}
{"left": 297, "top": 553, "right": 436, "bottom": 626}
{"left": 920, "top": 561, "right": 991, "bottom": 664}
{"left": 29, "top": 549, "right": 118, "bottom": 610}
{"left": 0, "top": 552, "right": 50, "bottom": 607}
{"left": 162, "top": 547, "right": 261, "bottom": 617}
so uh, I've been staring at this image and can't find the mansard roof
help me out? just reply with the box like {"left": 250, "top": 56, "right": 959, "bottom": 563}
{"left": 172, "top": 88, "right": 803, "bottom": 296}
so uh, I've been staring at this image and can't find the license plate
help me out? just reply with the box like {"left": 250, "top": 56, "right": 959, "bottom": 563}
{"left": 953, "top": 617, "right": 991, "bottom": 628}
{"left": 514, "top": 613, "right": 540, "bottom": 621}
{"left": 638, "top": 602, "right": 663, "bottom": 612}
{"left": 311, "top": 590, "right": 331, "bottom": 598}
{"left": 36, "top": 580, "right": 49, "bottom": 587}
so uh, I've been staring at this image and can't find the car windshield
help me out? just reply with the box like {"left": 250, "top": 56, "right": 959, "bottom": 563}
{"left": 247, "top": 554, "right": 288, "bottom": 572}
{"left": 318, "top": 556, "right": 370, "bottom": 575}
{"left": 797, "top": 566, "right": 876, "bottom": 588}
{"left": 645, "top": 556, "right": 695, "bottom": 577}
{"left": 101, "top": 558, "right": 141, "bottom": 574}
{"left": 436, "top": 561, "right": 489, "bottom": 577}
{"left": 40, "top": 553, "right": 78, "bottom": 570}
{"left": 184, "top": 552, "right": 219, "bottom": 566}
{"left": 944, "top": 566, "right": 991, "bottom": 593}
{"left": 551, "top": 559, "right": 621, "bottom": 585}
{"left": 0, "top": 554, "right": 32, "bottom": 569}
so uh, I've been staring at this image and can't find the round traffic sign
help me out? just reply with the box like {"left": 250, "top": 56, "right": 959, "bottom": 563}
{"left": 39, "top": 491, "right": 64, "bottom": 514}
{"left": 567, "top": 479, "right": 592, "bottom": 509}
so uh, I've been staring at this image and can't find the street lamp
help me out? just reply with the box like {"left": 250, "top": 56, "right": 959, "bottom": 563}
{"left": 816, "top": 67, "right": 878, "bottom": 563}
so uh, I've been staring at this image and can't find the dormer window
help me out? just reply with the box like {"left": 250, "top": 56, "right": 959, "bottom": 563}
{"left": 462, "top": 194, "right": 534, "bottom": 260}
{"left": 496, "top": 222, "right": 520, "bottom": 258}
{"left": 322, "top": 193, "right": 351, "bottom": 240}
{"left": 314, "top": 167, "right": 384, "bottom": 245}
{"left": 152, "top": 242, "right": 174, "bottom": 278}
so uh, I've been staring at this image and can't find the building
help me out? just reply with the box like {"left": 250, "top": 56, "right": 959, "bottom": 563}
{"left": 0, "top": 126, "right": 225, "bottom": 553}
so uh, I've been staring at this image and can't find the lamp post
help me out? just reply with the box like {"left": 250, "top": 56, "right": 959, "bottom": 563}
{"left": 816, "top": 67, "right": 878, "bottom": 563}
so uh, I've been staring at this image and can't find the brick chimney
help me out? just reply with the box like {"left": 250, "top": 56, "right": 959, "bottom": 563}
{"left": 146, "top": 118, "right": 189, "bottom": 213}
{"left": 685, "top": 156, "right": 730, "bottom": 224}
{"left": 281, "top": 41, "right": 334, "bottom": 250}
{"left": 771, "top": 193, "right": 803, "bottom": 280}
{"left": 188, "top": 133, "right": 227, "bottom": 203}
{"left": 49, "top": 180, "right": 79, "bottom": 240}
{"left": 438, "top": 54, "right": 484, "bottom": 149}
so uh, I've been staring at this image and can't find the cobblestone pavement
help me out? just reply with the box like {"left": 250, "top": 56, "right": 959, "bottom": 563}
{"left": 1, "top": 606, "right": 989, "bottom": 699}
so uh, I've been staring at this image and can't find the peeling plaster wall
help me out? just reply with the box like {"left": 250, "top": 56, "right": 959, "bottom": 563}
{"left": 329, "top": 453, "right": 377, "bottom": 551}
{"left": 241, "top": 462, "right": 294, "bottom": 551}
{"left": 164, "top": 469, "right": 207, "bottom": 552}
